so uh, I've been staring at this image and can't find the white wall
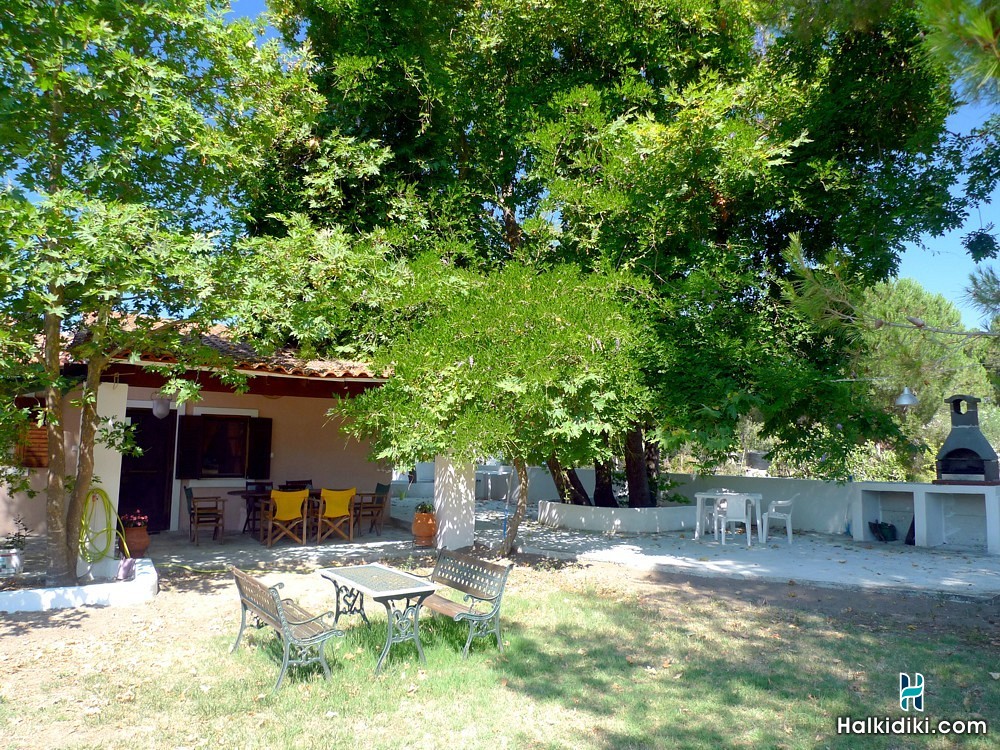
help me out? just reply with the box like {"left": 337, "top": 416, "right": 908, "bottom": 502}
{"left": 538, "top": 500, "right": 697, "bottom": 534}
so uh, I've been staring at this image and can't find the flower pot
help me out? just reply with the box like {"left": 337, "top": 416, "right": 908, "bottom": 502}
{"left": 0, "top": 547, "right": 24, "bottom": 577}
{"left": 122, "top": 526, "right": 151, "bottom": 558}
{"left": 412, "top": 512, "right": 437, "bottom": 548}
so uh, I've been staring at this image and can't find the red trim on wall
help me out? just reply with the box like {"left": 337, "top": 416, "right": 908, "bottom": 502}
{"left": 101, "top": 364, "right": 380, "bottom": 399}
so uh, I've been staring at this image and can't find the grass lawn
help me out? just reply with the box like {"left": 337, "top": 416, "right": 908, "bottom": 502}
{"left": 0, "top": 557, "right": 996, "bottom": 749}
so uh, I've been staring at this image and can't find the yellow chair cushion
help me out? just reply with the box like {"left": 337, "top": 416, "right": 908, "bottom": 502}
{"left": 320, "top": 488, "right": 355, "bottom": 518}
{"left": 270, "top": 489, "right": 308, "bottom": 521}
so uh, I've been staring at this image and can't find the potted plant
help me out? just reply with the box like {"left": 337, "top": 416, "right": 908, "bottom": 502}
{"left": 120, "top": 509, "right": 151, "bottom": 558}
{"left": 412, "top": 502, "right": 437, "bottom": 548}
{"left": 0, "top": 516, "right": 30, "bottom": 577}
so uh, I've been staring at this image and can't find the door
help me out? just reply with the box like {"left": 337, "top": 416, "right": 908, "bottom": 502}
{"left": 119, "top": 408, "right": 177, "bottom": 533}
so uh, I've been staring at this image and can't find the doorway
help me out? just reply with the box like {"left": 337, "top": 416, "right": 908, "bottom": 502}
{"left": 119, "top": 407, "right": 177, "bottom": 533}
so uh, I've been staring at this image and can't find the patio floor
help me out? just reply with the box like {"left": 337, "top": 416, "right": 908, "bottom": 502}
{"left": 136, "top": 497, "right": 1000, "bottom": 602}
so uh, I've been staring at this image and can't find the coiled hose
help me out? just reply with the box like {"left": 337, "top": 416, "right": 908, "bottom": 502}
{"left": 79, "top": 487, "right": 127, "bottom": 563}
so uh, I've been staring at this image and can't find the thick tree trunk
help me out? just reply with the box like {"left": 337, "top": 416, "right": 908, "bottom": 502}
{"left": 645, "top": 437, "right": 661, "bottom": 506}
{"left": 500, "top": 457, "right": 529, "bottom": 556}
{"left": 624, "top": 426, "right": 651, "bottom": 508}
{"left": 593, "top": 459, "right": 616, "bottom": 507}
{"left": 546, "top": 454, "right": 590, "bottom": 505}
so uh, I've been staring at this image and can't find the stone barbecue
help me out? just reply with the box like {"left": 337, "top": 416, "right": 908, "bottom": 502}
{"left": 935, "top": 394, "right": 1000, "bottom": 484}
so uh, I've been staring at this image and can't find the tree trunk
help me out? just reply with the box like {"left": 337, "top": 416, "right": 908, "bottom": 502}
{"left": 624, "top": 426, "right": 651, "bottom": 508}
{"left": 500, "top": 457, "right": 529, "bottom": 556}
{"left": 546, "top": 454, "right": 590, "bottom": 505}
{"left": 593, "top": 459, "right": 616, "bottom": 507}
{"left": 565, "top": 468, "right": 592, "bottom": 505}
{"left": 645, "top": 437, "right": 660, "bottom": 506}
{"left": 43, "top": 304, "right": 73, "bottom": 585}
{"left": 44, "top": 67, "right": 72, "bottom": 585}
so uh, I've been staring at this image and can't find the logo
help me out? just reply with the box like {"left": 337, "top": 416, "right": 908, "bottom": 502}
{"left": 899, "top": 673, "right": 924, "bottom": 712}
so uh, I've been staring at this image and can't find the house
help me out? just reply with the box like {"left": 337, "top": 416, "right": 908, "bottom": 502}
{"left": 2, "top": 329, "right": 390, "bottom": 537}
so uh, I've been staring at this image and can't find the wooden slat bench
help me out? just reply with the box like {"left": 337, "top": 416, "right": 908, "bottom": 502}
{"left": 420, "top": 551, "right": 514, "bottom": 658}
{"left": 230, "top": 566, "right": 344, "bottom": 692}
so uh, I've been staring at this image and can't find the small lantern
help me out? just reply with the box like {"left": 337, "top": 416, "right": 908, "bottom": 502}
{"left": 151, "top": 393, "right": 172, "bottom": 419}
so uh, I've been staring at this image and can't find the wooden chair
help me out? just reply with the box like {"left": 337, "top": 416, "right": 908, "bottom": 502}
{"left": 184, "top": 486, "right": 225, "bottom": 545}
{"left": 264, "top": 489, "right": 308, "bottom": 547}
{"left": 317, "top": 488, "right": 355, "bottom": 543}
{"left": 353, "top": 482, "right": 391, "bottom": 536}
{"left": 243, "top": 480, "right": 273, "bottom": 537}
{"left": 279, "top": 479, "right": 313, "bottom": 491}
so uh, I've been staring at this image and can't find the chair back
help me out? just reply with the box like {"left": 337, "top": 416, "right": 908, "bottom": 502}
{"left": 281, "top": 479, "right": 312, "bottom": 491}
{"left": 320, "top": 488, "right": 354, "bottom": 518}
{"left": 374, "top": 482, "right": 391, "bottom": 498}
{"left": 768, "top": 499, "right": 793, "bottom": 517}
{"left": 722, "top": 494, "right": 752, "bottom": 522}
{"left": 184, "top": 486, "right": 194, "bottom": 514}
{"left": 270, "top": 489, "right": 308, "bottom": 521}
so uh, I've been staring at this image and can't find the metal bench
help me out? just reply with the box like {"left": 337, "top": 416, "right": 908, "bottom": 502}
{"left": 421, "top": 551, "right": 514, "bottom": 658}
{"left": 230, "top": 566, "right": 344, "bottom": 692}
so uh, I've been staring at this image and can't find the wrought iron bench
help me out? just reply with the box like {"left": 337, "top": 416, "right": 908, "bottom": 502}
{"left": 421, "top": 551, "right": 514, "bottom": 658}
{"left": 230, "top": 566, "right": 344, "bottom": 692}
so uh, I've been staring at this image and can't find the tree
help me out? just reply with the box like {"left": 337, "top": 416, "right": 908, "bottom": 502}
{"left": 0, "top": 0, "right": 317, "bottom": 583}
{"left": 336, "top": 261, "right": 654, "bottom": 554}
{"left": 251, "top": 1, "right": 967, "bottom": 489}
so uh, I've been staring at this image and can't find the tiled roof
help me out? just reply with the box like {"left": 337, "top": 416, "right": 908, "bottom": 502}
{"left": 57, "top": 322, "right": 382, "bottom": 381}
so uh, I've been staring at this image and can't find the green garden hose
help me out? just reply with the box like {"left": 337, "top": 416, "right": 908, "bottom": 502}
{"left": 79, "top": 487, "right": 126, "bottom": 563}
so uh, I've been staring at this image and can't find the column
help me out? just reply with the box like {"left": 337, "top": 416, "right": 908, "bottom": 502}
{"left": 77, "top": 382, "right": 128, "bottom": 577}
{"left": 433, "top": 456, "right": 475, "bottom": 550}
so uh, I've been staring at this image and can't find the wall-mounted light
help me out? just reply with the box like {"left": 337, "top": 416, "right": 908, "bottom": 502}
{"left": 895, "top": 387, "right": 918, "bottom": 408}
{"left": 151, "top": 393, "right": 172, "bottom": 419}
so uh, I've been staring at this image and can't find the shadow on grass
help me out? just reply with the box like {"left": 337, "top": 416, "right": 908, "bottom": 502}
{"left": 487, "top": 584, "right": 996, "bottom": 750}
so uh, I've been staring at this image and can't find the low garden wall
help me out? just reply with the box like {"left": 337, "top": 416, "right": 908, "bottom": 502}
{"left": 537, "top": 500, "right": 697, "bottom": 534}
{"left": 0, "top": 557, "right": 158, "bottom": 614}
{"left": 537, "top": 475, "right": 854, "bottom": 536}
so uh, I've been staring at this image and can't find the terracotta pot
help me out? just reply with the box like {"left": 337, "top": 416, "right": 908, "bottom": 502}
{"left": 412, "top": 512, "right": 437, "bottom": 548}
{"left": 122, "top": 526, "right": 151, "bottom": 558}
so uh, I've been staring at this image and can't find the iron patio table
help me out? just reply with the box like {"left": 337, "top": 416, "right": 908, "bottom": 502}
{"left": 319, "top": 563, "right": 437, "bottom": 673}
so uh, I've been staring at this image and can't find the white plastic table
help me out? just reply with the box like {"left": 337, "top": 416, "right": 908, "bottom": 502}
{"left": 694, "top": 489, "right": 764, "bottom": 543}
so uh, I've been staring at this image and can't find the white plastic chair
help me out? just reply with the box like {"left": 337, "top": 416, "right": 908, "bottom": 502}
{"left": 762, "top": 500, "right": 793, "bottom": 544}
{"left": 716, "top": 494, "right": 753, "bottom": 547}
{"left": 702, "top": 489, "right": 732, "bottom": 540}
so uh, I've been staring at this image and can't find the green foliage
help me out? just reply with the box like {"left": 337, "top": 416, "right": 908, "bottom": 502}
{"left": 0, "top": 0, "right": 318, "bottom": 581}
{"left": 247, "top": 0, "right": 969, "bottom": 484}
{"left": 920, "top": 0, "right": 1000, "bottom": 103}
{"left": 337, "top": 262, "right": 654, "bottom": 469}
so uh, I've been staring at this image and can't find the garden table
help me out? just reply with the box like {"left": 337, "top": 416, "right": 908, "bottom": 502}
{"left": 694, "top": 489, "right": 764, "bottom": 542}
{"left": 319, "top": 563, "right": 437, "bottom": 673}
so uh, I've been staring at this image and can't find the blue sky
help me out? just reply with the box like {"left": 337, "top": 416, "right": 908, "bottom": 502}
{"left": 230, "top": 1, "right": 996, "bottom": 327}
{"left": 898, "top": 102, "right": 998, "bottom": 329}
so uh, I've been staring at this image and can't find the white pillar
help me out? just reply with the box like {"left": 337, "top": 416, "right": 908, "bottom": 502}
{"left": 77, "top": 383, "right": 128, "bottom": 577}
{"left": 433, "top": 456, "right": 475, "bottom": 550}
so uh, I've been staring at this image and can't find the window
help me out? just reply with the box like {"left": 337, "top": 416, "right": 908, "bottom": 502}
{"left": 17, "top": 426, "right": 48, "bottom": 469}
{"left": 12, "top": 398, "right": 47, "bottom": 469}
{"left": 175, "top": 415, "right": 271, "bottom": 479}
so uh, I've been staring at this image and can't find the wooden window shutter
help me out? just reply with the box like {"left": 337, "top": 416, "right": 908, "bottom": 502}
{"left": 17, "top": 426, "right": 49, "bottom": 468}
{"left": 246, "top": 417, "right": 272, "bottom": 480}
{"left": 175, "top": 415, "right": 204, "bottom": 479}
